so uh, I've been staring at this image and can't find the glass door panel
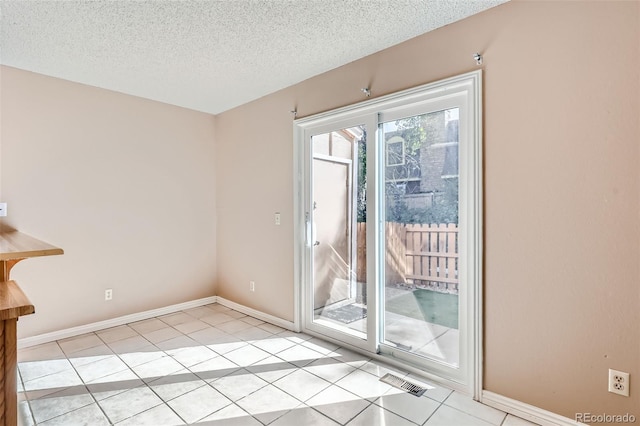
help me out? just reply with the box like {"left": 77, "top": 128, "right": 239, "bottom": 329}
{"left": 381, "top": 108, "right": 461, "bottom": 367}
{"left": 310, "top": 125, "right": 368, "bottom": 340}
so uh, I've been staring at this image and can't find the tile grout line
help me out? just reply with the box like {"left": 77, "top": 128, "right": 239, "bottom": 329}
{"left": 66, "top": 331, "right": 132, "bottom": 426}
{"left": 108, "top": 308, "right": 229, "bottom": 425}
{"left": 117, "top": 304, "right": 282, "bottom": 424}
{"left": 35, "top": 336, "right": 110, "bottom": 425}
{"left": 117, "top": 305, "right": 242, "bottom": 424}
{"left": 187, "top": 308, "right": 304, "bottom": 425}
{"left": 202, "top": 332, "right": 362, "bottom": 425}
{"left": 209, "top": 338, "right": 310, "bottom": 422}
{"left": 18, "top": 359, "right": 39, "bottom": 426}
{"left": 263, "top": 347, "right": 377, "bottom": 426}
{"left": 440, "top": 395, "right": 507, "bottom": 426}
{"left": 89, "top": 314, "right": 199, "bottom": 425}
{"left": 420, "top": 396, "right": 445, "bottom": 426}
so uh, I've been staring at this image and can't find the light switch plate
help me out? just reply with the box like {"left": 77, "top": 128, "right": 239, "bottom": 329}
{"left": 0, "top": 203, "right": 6, "bottom": 217}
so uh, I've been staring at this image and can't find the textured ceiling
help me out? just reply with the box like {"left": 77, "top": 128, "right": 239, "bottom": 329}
{"left": 0, "top": 0, "right": 506, "bottom": 115}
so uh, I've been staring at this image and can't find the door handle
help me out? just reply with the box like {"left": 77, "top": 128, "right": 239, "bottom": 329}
{"left": 314, "top": 241, "right": 320, "bottom": 246}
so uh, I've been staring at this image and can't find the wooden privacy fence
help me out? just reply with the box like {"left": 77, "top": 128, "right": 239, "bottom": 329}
{"left": 356, "top": 222, "right": 459, "bottom": 292}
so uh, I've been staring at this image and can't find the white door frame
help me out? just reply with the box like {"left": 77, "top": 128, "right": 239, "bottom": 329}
{"left": 293, "top": 70, "right": 483, "bottom": 397}
{"left": 296, "top": 117, "right": 379, "bottom": 354}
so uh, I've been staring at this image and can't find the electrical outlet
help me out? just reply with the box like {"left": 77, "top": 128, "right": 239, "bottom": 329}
{"left": 275, "top": 212, "right": 281, "bottom": 225}
{"left": 0, "top": 203, "right": 7, "bottom": 217}
{"left": 250, "top": 281, "right": 255, "bottom": 292}
{"left": 608, "top": 369, "right": 630, "bottom": 397}
{"left": 105, "top": 288, "right": 113, "bottom": 301}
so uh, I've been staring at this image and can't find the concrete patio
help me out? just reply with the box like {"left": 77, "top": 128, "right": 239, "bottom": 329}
{"left": 316, "top": 286, "right": 459, "bottom": 367}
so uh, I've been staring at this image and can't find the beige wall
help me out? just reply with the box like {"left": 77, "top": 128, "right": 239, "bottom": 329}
{"left": 0, "top": 66, "right": 217, "bottom": 338}
{"left": 216, "top": 0, "right": 639, "bottom": 419}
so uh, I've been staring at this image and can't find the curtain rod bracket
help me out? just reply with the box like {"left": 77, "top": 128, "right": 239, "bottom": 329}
{"left": 473, "top": 53, "right": 483, "bottom": 65}
{"left": 361, "top": 87, "right": 371, "bottom": 97}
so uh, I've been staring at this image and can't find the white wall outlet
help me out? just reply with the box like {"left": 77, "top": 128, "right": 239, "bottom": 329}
{"left": 275, "top": 212, "right": 281, "bottom": 226}
{"left": 608, "top": 369, "right": 630, "bottom": 397}
{"left": 0, "top": 203, "right": 7, "bottom": 217}
{"left": 105, "top": 288, "right": 113, "bottom": 301}
{"left": 249, "top": 281, "right": 255, "bottom": 292}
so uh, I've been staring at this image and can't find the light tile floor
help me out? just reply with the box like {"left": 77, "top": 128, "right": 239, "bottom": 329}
{"left": 18, "top": 303, "right": 538, "bottom": 425}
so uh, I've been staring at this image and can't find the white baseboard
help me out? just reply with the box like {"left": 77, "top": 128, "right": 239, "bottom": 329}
{"left": 482, "top": 391, "right": 583, "bottom": 426}
{"left": 18, "top": 296, "right": 218, "bottom": 349}
{"left": 216, "top": 297, "right": 297, "bottom": 332}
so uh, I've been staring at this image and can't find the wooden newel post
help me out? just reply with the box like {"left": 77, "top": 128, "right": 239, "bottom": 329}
{"left": 0, "top": 231, "right": 63, "bottom": 426}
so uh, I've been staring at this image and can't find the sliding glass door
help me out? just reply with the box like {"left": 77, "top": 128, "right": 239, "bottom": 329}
{"left": 378, "top": 105, "right": 464, "bottom": 374}
{"left": 298, "top": 117, "right": 379, "bottom": 353}
{"left": 295, "top": 71, "right": 482, "bottom": 393}
{"left": 310, "top": 125, "right": 368, "bottom": 341}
